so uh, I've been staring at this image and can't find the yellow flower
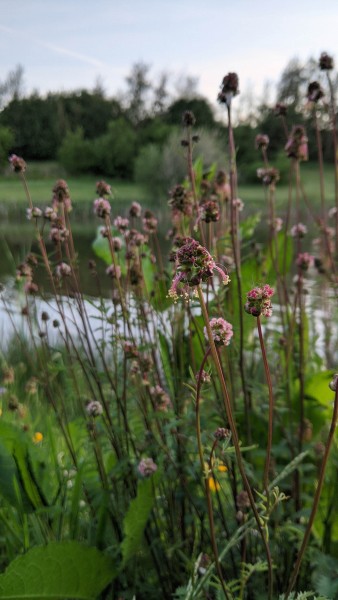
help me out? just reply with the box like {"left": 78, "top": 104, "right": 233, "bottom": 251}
{"left": 32, "top": 432, "right": 43, "bottom": 444}
{"left": 218, "top": 464, "right": 228, "bottom": 473}
{"left": 208, "top": 477, "right": 221, "bottom": 492}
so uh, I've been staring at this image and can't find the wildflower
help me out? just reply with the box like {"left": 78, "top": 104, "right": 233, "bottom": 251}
{"left": 232, "top": 198, "right": 244, "bottom": 211}
{"left": 271, "top": 217, "right": 283, "bottom": 232}
{"left": 52, "top": 179, "right": 70, "bottom": 203}
{"left": 32, "top": 432, "right": 43, "bottom": 444}
{"left": 142, "top": 210, "right": 158, "bottom": 234}
{"left": 16, "top": 262, "right": 33, "bottom": 280}
{"left": 168, "top": 185, "right": 193, "bottom": 217}
{"left": 106, "top": 264, "right": 122, "bottom": 279}
{"left": 150, "top": 385, "right": 171, "bottom": 412}
{"left": 214, "top": 427, "right": 230, "bottom": 441}
{"left": 291, "top": 223, "right": 307, "bottom": 238}
{"left": 257, "top": 167, "right": 280, "bottom": 187}
{"left": 2, "top": 366, "right": 14, "bottom": 385}
{"left": 196, "top": 369, "right": 211, "bottom": 384}
{"left": 182, "top": 111, "right": 196, "bottom": 126}
{"left": 244, "top": 284, "right": 274, "bottom": 318}
{"left": 198, "top": 199, "right": 220, "bottom": 223}
{"left": 50, "top": 227, "right": 69, "bottom": 244}
{"left": 208, "top": 477, "right": 220, "bottom": 492}
{"left": 44, "top": 206, "right": 58, "bottom": 221}
{"left": 255, "top": 134, "right": 269, "bottom": 150}
{"left": 236, "top": 490, "right": 250, "bottom": 510}
{"left": 296, "top": 252, "right": 315, "bottom": 271}
{"left": 26, "top": 207, "right": 42, "bottom": 220}
{"left": 24, "top": 282, "right": 39, "bottom": 295}
{"left": 113, "top": 216, "right": 129, "bottom": 231}
{"left": 168, "top": 237, "right": 230, "bottom": 301}
{"left": 86, "top": 400, "right": 103, "bottom": 417}
{"left": 307, "top": 81, "right": 324, "bottom": 103}
{"left": 129, "top": 201, "right": 142, "bottom": 218}
{"left": 285, "top": 125, "right": 308, "bottom": 161}
{"left": 122, "top": 341, "right": 139, "bottom": 359}
{"left": 25, "top": 377, "right": 38, "bottom": 395}
{"left": 137, "top": 457, "right": 158, "bottom": 477}
{"left": 54, "top": 262, "right": 72, "bottom": 279}
{"left": 214, "top": 170, "right": 231, "bottom": 200}
{"left": 329, "top": 374, "right": 338, "bottom": 392}
{"left": 205, "top": 317, "right": 233, "bottom": 346}
{"left": 96, "top": 180, "right": 112, "bottom": 197}
{"left": 319, "top": 52, "right": 334, "bottom": 71}
{"left": 218, "top": 72, "right": 239, "bottom": 105}
{"left": 9, "top": 154, "right": 26, "bottom": 173}
{"left": 93, "top": 197, "right": 111, "bottom": 218}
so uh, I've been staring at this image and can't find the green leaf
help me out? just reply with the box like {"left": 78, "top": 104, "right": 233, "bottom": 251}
{"left": 0, "top": 541, "right": 115, "bottom": 599}
{"left": 121, "top": 477, "right": 156, "bottom": 565}
{"left": 158, "top": 332, "right": 175, "bottom": 397}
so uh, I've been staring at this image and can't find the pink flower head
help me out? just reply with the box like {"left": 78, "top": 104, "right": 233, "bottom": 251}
{"left": 50, "top": 227, "right": 69, "bottom": 244}
{"left": 106, "top": 264, "right": 122, "bottom": 279}
{"left": 26, "top": 207, "right": 42, "bottom": 220}
{"left": 93, "top": 197, "right": 111, "bottom": 219}
{"left": 129, "top": 201, "right": 142, "bottom": 218}
{"left": 257, "top": 167, "right": 280, "bottom": 187}
{"left": 198, "top": 199, "right": 220, "bottom": 223}
{"left": 150, "top": 385, "right": 172, "bottom": 412}
{"left": 168, "top": 185, "right": 193, "bottom": 217}
{"left": 232, "top": 198, "right": 244, "bottom": 211}
{"left": 271, "top": 217, "right": 283, "bottom": 232}
{"left": 54, "top": 262, "right": 72, "bottom": 279}
{"left": 168, "top": 237, "right": 230, "bottom": 301}
{"left": 113, "top": 216, "right": 129, "bottom": 231}
{"left": 52, "top": 179, "right": 70, "bottom": 203}
{"left": 143, "top": 210, "right": 158, "bottom": 234}
{"left": 244, "top": 284, "right": 274, "bottom": 318}
{"left": 296, "top": 252, "right": 315, "bottom": 271}
{"left": 205, "top": 317, "right": 233, "bottom": 347}
{"left": 137, "top": 457, "right": 158, "bottom": 477}
{"left": 9, "top": 154, "right": 26, "bottom": 173}
{"left": 291, "top": 223, "right": 307, "bottom": 238}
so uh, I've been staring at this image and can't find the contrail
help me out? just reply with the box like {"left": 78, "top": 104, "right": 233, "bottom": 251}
{"left": 0, "top": 24, "right": 106, "bottom": 68}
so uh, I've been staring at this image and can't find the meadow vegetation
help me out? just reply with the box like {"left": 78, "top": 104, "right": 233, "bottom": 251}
{"left": 0, "top": 55, "right": 337, "bottom": 600}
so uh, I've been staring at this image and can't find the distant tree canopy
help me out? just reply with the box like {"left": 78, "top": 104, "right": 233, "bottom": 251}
{"left": 0, "top": 57, "right": 337, "bottom": 178}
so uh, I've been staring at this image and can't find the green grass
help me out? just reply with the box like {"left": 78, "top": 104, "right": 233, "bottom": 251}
{"left": 0, "top": 161, "right": 336, "bottom": 213}
{"left": 0, "top": 161, "right": 148, "bottom": 207}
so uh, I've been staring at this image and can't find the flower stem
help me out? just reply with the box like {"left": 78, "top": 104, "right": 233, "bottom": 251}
{"left": 257, "top": 316, "right": 274, "bottom": 496}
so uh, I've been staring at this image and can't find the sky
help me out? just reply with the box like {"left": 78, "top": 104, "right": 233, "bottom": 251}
{"left": 1, "top": 0, "right": 338, "bottom": 112}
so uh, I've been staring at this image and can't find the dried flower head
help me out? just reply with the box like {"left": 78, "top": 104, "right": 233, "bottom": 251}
{"left": 86, "top": 400, "right": 103, "bottom": 417}
{"left": 52, "top": 179, "right": 70, "bottom": 203}
{"left": 50, "top": 227, "right": 69, "bottom": 244}
{"left": 182, "top": 111, "right": 196, "bottom": 126}
{"left": 244, "top": 284, "right": 274, "bottom": 318}
{"left": 198, "top": 199, "right": 220, "bottom": 223}
{"left": 142, "top": 211, "right": 158, "bottom": 234}
{"left": 236, "top": 490, "right": 250, "bottom": 510}
{"left": 93, "top": 197, "right": 111, "bottom": 218}
{"left": 96, "top": 180, "right": 112, "bottom": 197}
{"left": 129, "top": 201, "right": 142, "bottom": 218}
{"left": 9, "top": 154, "right": 26, "bottom": 173}
{"left": 205, "top": 317, "right": 233, "bottom": 346}
{"left": 319, "top": 52, "right": 334, "bottom": 71}
{"left": 106, "top": 264, "right": 122, "bottom": 279}
{"left": 214, "top": 427, "right": 230, "bottom": 441}
{"left": 218, "top": 73, "right": 239, "bottom": 105}
{"left": 257, "top": 167, "right": 280, "bottom": 187}
{"left": 137, "top": 457, "right": 158, "bottom": 477}
{"left": 255, "top": 134, "right": 269, "bottom": 150}
{"left": 168, "top": 185, "right": 193, "bottom": 217}
{"left": 150, "top": 385, "right": 171, "bottom": 412}
{"left": 54, "top": 262, "right": 72, "bottom": 279}
{"left": 285, "top": 125, "right": 308, "bottom": 161}
{"left": 307, "top": 81, "right": 324, "bottom": 103}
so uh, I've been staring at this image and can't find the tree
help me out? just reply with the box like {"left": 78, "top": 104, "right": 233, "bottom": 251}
{"left": 0, "top": 64, "right": 24, "bottom": 109}
{"left": 124, "top": 62, "right": 152, "bottom": 125}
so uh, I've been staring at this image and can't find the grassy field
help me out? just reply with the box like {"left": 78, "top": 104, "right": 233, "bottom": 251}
{"left": 0, "top": 161, "right": 336, "bottom": 211}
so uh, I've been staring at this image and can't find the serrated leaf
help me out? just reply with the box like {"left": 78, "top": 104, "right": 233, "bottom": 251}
{"left": 0, "top": 541, "right": 115, "bottom": 599}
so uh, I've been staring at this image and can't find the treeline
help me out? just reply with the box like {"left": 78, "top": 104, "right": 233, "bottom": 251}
{"left": 0, "top": 58, "right": 337, "bottom": 190}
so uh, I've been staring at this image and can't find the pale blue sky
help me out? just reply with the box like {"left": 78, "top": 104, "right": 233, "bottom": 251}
{"left": 1, "top": 0, "right": 337, "bottom": 109}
